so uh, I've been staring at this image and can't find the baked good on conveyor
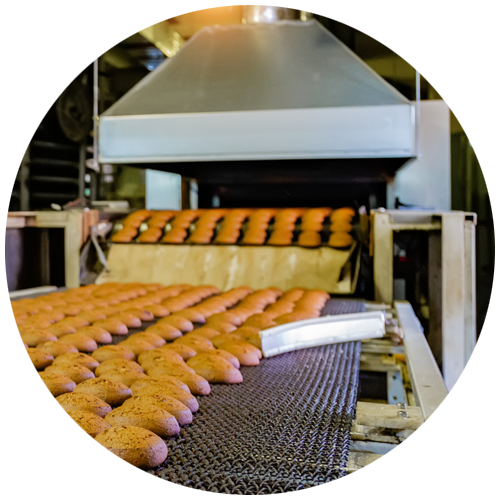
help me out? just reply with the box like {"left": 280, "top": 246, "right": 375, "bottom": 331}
{"left": 74, "top": 378, "right": 133, "bottom": 407}
{"left": 95, "top": 425, "right": 168, "bottom": 469}
{"left": 57, "top": 392, "right": 112, "bottom": 418}
{"left": 40, "top": 373, "right": 76, "bottom": 397}
{"left": 27, "top": 347, "right": 54, "bottom": 370}
{"left": 66, "top": 410, "right": 111, "bottom": 438}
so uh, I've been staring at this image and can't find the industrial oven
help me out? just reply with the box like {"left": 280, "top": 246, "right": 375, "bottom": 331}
{"left": 7, "top": 19, "right": 475, "bottom": 491}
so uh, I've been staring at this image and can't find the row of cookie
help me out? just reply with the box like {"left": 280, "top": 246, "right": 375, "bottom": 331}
{"left": 111, "top": 207, "right": 356, "bottom": 248}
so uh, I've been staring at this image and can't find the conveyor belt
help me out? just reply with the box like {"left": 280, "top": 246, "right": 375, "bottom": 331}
{"left": 17, "top": 292, "right": 364, "bottom": 492}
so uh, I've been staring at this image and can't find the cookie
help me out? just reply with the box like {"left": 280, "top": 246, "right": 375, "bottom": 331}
{"left": 45, "top": 410, "right": 109, "bottom": 445}
{"left": 75, "top": 326, "right": 113, "bottom": 344}
{"left": 129, "top": 376, "right": 190, "bottom": 394}
{"left": 39, "top": 372, "right": 76, "bottom": 397}
{"left": 109, "top": 313, "right": 142, "bottom": 329}
{"left": 127, "top": 332, "right": 166, "bottom": 349}
{"left": 118, "top": 338, "right": 156, "bottom": 356}
{"left": 45, "top": 454, "right": 135, "bottom": 495}
{"left": 45, "top": 323, "right": 77, "bottom": 337}
{"left": 27, "top": 347, "right": 54, "bottom": 370}
{"left": 144, "top": 365, "right": 210, "bottom": 396}
{"left": 137, "top": 349, "right": 185, "bottom": 370}
{"left": 16, "top": 430, "right": 90, "bottom": 472}
{"left": 100, "top": 368, "right": 148, "bottom": 387}
{"left": 157, "top": 316, "right": 194, "bottom": 333}
{"left": 58, "top": 333, "right": 98, "bottom": 353}
{"left": 144, "top": 324, "right": 182, "bottom": 341}
{"left": 53, "top": 352, "right": 99, "bottom": 371}
{"left": 186, "top": 355, "right": 243, "bottom": 384}
{"left": 5, "top": 469, "right": 64, "bottom": 495}
{"left": 122, "top": 394, "right": 192, "bottom": 426}
{"left": 21, "top": 329, "right": 58, "bottom": 347}
{"left": 36, "top": 340, "right": 79, "bottom": 358}
{"left": 105, "top": 404, "right": 179, "bottom": 437}
{"left": 143, "top": 305, "right": 170, "bottom": 318}
{"left": 92, "top": 319, "right": 128, "bottom": 335}
{"left": 160, "top": 343, "right": 197, "bottom": 361}
{"left": 95, "top": 425, "right": 168, "bottom": 469}
{"left": 131, "top": 381, "right": 199, "bottom": 412}
{"left": 173, "top": 335, "right": 215, "bottom": 353}
{"left": 56, "top": 317, "right": 90, "bottom": 329}
{"left": 5, "top": 354, "right": 28, "bottom": 378}
{"left": 44, "top": 362, "right": 95, "bottom": 384}
{"left": 5, "top": 384, "right": 49, "bottom": 415}
{"left": 74, "top": 378, "right": 133, "bottom": 406}
{"left": 185, "top": 327, "right": 221, "bottom": 340}
{"left": 95, "top": 359, "right": 144, "bottom": 376}
{"left": 5, "top": 337, "right": 28, "bottom": 352}
{"left": 213, "top": 340, "right": 261, "bottom": 366}
{"left": 5, "top": 408, "right": 43, "bottom": 446}
{"left": 56, "top": 392, "right": 112, "bottom": 418}
{"left": 5, "top": 446, "right": 33, "bottom": 470}
{"left": 92, "top": 345, "right": 136, "bottom": 362}
{"left": 76, "top": 311, "right": 108, "bottom": 323}
{"left": 172, "top": 309, "right": 206, "bottom": 324}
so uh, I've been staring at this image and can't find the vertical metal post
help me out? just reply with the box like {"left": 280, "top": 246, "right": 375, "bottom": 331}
{"left": 78, "top": 140, "right": 86, "bottom": 199}
{"left": 19, "top": 5, "right": 32, "bottom": 211}
{"left": 373, "top": 211, "right": 394, "bottom": 304}
{"left": 427, "top": 231, "right": 443, "bottom": 368}
{"left": 463, "top": 218, "right": 477, "bottom": 361}
{"left": 440, "top": 213, "right": 466, "bottom": 390}
{"left": 415, "top": 71, "right": 421, "bottom": 158}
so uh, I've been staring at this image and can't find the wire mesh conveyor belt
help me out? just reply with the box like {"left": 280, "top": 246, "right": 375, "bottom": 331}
{"left": 130, "top": 298, "right": 361, "bottom": 494}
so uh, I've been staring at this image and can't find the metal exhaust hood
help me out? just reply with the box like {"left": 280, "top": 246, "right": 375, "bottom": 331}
{"left": 99, "top": 20, "right": 415, "bottom": 164}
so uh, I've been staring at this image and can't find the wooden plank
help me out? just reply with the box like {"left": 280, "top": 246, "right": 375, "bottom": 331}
{"left": 347, "top": 452, "right": 426, "bottom": 484}
{"left": 350, "top": 422, "right": 414, "bottom": 444}
{"left": 355, "top": 401, "right": 423, "bottom": 431}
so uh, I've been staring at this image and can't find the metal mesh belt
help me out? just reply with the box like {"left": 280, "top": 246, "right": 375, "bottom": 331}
{"left": 144, "top": 299, "right": 364, "bottom": 494}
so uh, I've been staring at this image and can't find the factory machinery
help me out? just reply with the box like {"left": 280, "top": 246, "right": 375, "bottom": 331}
{"left": 7, "top": 19, "right": 477, "bottom": 492}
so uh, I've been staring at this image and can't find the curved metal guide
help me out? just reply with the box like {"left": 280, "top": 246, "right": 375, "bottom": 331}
{"left": 260, "top": 311, "right": 386, "bottom": 357}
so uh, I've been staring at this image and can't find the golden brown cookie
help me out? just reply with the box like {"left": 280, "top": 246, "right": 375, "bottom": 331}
{"left": 53, "top": 352, "right": 99, "bottom": 371}
{"left": 56, "top": 317, "right": 90, "bottom": 329}
{"left": 157, "top": 316, "right": 194, "bottom": 333}
{"left": 45, "top": 454, "right": 135, "bottom": 495}
{"left": 99, "top": 368, "right": 148, "bottom": 387}
{"left": 5, "top": 408, "right": 43, "bottom": 446}
{"left": 5, "top": 446, "right": 33, "bottom": 470}
{"left": 95, "top": 425, "right": 168, "bottom": 469}
{"left": 143, "top": 304, "right": 170, "bottom": 318}
{"left": 95, "top": 359, "right": 144, "bottom": 376}
{"left": 5, "top": 469, "right": 64, "bottom": 495}
{"left": 21, "top": 329, "right": 58, "bottom": 347}
{"left": 45, "top": 323, "right": 77, "bottom": 337}
{"left": 131, "top": 381, "right": 199, "bottom": 412}
{"left": 56, "top": 392, "right": 112, "bottom": 418}
{"left": 36, "top": 340, "right": 79, "bottom": 358}
{"left": 213, "top": 340, "right": 261, "bottom": 366}
{"left": 92, "top": 319, "right": 128, "bottom": 335}
{"left": 160, "top": 343, "right": 197, "bottom": 361}
{"left": 74, "top": 326, "right": 113, "bottom": 344}
{"left": 76, "top": 310, "right": 108, "bottom": 323}
{"left": 16, "top": 430, "right": 90, "bottom": 472}
{"left": 74, "top": 377, "right": 132, "bottom": 406}
{"left": 118, "top": 338, "right": 156, "bottom": 356}
{"left": 39, "top": 372, "right": 76, "bottom": 397}
{"left": 105, "top": 404, "right": 179, "bottom": 437}
{"left": 58, "top": 333, "right": 98, "bottom": 353}
{"left": 122, "top": 394, "right": 192, "bottom": 426}
{"left": 173, "top": 335, "right": 215, "bottom": 353}
{"left": 5, "top": 354, "right": 28, "bottom": 378}
{"left": 127, "top": 332, "right": 166, "bottom": 349}
{"left": 45, "top": 410, "right": 109, "bottom": 445}
{"left": 44, "top": 362, "right": 95, "bottom": 384}
{"left": 144, "top": 324, "right": 182, "bottom": 341}
{"left": 27, "top": 347, "right": 54, "bottom": 370}
{"left": 137, "top": 349, "right": 185, "bottom": 371}
{"left": 186, "top": 354, "right": 243, "bottom": 384}
{"left": 5, "top": 384, "right": 49, "bottom": 415}
{"left": 129, "top": 376, "right": 190, "bottom": 394}
{"left": 92, "top": 345, "right": 136, "bottom": 362}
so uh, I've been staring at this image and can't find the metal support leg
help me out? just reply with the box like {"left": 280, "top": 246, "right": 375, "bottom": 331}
{"left": 441, "top": 213, "right": 466, "bottom": 390}
{"left": 373, "top": 211, "right": 393, "bottom": 304}
{"left": 463, "top": 219, "right": 477, "bottom": 363}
